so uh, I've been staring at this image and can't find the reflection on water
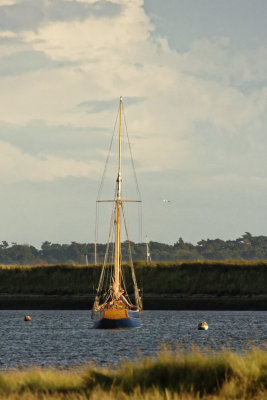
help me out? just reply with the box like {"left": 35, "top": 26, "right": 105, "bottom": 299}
{"left": 0, "top": 310, "right": 266, "bottom": 368}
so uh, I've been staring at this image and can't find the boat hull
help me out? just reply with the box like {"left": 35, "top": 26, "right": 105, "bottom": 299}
{"left": 92, "top": 309, "right": 140, "bottom": 329}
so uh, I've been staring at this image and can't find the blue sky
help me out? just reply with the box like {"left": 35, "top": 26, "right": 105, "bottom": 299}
{"left": 0, "top": 0, "right": 266, "bottom": 248}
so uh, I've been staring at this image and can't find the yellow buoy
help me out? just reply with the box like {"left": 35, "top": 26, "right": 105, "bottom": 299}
{"left": 24, "top": 316, "right": 31, "bottom": 321}
{"left": 198, "top": 321, "right": 208, "bottom": 330}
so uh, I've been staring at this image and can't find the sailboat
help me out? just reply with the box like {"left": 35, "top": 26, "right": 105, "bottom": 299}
{"left": 91, "top": 97, "right": 142, "bottom": 329}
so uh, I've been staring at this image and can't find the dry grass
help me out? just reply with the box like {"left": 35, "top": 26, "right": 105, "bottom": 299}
{"left": 0, "top": 347, "right": 266, "bottom": 399}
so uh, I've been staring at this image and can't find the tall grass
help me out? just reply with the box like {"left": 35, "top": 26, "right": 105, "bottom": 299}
{"left": 0, "top": 347, "right": 266, "bottom": 399}
{"left": 0, "top": 260, "right": 267, "bottom": 296}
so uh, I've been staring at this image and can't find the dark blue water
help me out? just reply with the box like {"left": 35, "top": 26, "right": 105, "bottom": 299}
{"left": 0, "top": 310, "right": 266, "bottom": 368}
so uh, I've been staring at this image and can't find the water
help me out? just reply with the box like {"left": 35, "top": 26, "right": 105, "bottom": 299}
{"left": 0, "top": 310, "right": 266, "bottom": 369}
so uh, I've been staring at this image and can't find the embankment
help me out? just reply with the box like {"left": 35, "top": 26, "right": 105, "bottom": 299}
{"left": 0, "top": 260, "right": 266, "bottom": 309}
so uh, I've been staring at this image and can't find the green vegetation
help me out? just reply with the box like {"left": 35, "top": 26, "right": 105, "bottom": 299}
{"left": 0, "top": 260, "right": 266, "bottom": 309}
{"left": 134, "top": 260, "right": 267, "bottom": 296}
{"left": 0, "top": 347, "right": 266, "bottom": 399}
{"left": 0, "top": 260, "right": 267, "bottom": 297}
{"left": 1, "top": 232, "right": 267, "bottom": 264}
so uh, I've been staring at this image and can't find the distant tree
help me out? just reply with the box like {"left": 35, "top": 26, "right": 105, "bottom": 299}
{"left": 0, "top": 233, "right": 266, "bottom": 264}
{"left": 41, "top": 241, "right": 51, "bottom": 251}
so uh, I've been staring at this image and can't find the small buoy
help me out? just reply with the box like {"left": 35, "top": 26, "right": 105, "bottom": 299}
{"left": 198, "top": 321, "right": 208, "bottom": 330}
{"left": 24, "top": 316, "right": 31, "bottom": 321}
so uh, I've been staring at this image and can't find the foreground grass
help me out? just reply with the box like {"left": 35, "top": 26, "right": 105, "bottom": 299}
{"left": 0, "top": 347, "right": 267, "bottom": 399}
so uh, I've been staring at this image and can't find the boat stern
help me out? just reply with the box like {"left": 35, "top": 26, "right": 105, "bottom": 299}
{"left": 92, "top": 307, "right": 140, "bottom": 329}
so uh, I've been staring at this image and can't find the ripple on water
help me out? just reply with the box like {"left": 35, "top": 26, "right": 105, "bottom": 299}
{"left": 0, "top": 310, "right": 266, "bottom": 368}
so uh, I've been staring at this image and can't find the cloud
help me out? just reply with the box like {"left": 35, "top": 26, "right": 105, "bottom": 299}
{"left": 0, "top": 30, "right": 17, "bottom": 37}
{"left": 0, "top": 0, "right": 267, "bottom": 245}
{"left": 78, "top": 97, "right": 143, "bottom": 113}
{"left": 0, "top": 0, "right": 266, "bottom": 179}
{"left": 176, "top": 37, "right": 267, "bottom": 86}
{"left": 0, "top": 0, "right": 21, "bottom": 5}
{"left": 0, "top": 140, "right": 102, "bottom": 182}
{"left": 0, "top": 0, "right": 120, "bottom": 32}
{"left": 21, "top": 0, "right": 151, "bottom": 62}
{"left": 0, "top": 120, "right": 111, "bottom": 161}
{"left": 0, "top": 50, "right": 59, "bottom": 77}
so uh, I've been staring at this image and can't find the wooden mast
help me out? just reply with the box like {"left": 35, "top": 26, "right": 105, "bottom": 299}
{"left": 114, "top": 96, "right": 122, "bottom": 294}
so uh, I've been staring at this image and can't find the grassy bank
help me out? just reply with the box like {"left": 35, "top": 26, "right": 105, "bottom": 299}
{"left": 0, "top": 347, "right": 266, "bottom": 399}
{"left": 0, "top": 261, "right": 267, "bottom": 309}
{"left": 0, "top": 260, "right": 267, "bottom": 295}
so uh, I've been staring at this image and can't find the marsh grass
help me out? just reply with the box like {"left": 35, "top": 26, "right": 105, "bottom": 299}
{"left": 0, "top": 347, "right": 266, "bottom": 399}
{"left": 0, "top": 261, "right": 267, "bottom": 296}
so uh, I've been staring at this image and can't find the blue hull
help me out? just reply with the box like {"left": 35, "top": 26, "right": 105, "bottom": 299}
{"left": 94, "top": 312, "right": 140, "bottom": 329}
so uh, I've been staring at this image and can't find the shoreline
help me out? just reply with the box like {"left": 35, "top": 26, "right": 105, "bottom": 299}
{"left": 0, "top": 294, "right": 266, "bottom": 310}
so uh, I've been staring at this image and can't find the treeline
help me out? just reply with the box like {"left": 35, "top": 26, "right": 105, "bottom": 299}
{"left": 0, "top": 232, "right": 267, "bottom": 265}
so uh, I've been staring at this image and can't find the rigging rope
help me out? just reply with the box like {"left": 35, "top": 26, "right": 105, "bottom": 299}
{"left": 121, "top": 203, "right": 142, "bottom": 310}
{"left": 93, "top": 192, "right": 116, "bottom": 309}
{"left": 122, "top": 105, "right": 143, "bottom": 243}
{"left": 94, "top": 106, "right": 120, "bottom": 245}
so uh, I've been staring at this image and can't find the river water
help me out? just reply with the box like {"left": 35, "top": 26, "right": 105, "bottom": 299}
{"left": 0, "top": 310, "right": 266, "bottom": 369}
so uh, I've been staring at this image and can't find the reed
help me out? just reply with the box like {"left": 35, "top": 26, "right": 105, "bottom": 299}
{"left": 0, "top": 261, "right": 266, "bottom": 297}
{"left": 0, "top": 347, "right": 266, "bottom": 399}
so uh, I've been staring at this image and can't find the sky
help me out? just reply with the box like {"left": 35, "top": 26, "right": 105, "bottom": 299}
{"left": 0, "top": 0, "right": 266, "bottom": 248}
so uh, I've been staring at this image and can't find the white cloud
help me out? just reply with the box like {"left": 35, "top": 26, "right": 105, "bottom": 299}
{"left": 0, "top": 0, "right": 21, "bottom": 4}
{"left": 0, "top": 0, "right": 266, "bottom": 178}
{"left": 22, "top": 0, "right": 151, "bottom": 62}
{"left": 0, "top": 141, "right": 102, "bottom": 182}
{"left": 0, "top": 31, "right": 17, "bottom": 38}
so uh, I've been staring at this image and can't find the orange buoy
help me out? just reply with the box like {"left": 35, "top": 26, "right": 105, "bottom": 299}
{"left": 24, "top": 316, "right": 31, "bottom": 321}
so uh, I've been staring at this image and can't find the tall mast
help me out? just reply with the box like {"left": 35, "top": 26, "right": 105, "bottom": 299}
{"left": 114, "top": 96, "right": 122, "bottom": 293}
